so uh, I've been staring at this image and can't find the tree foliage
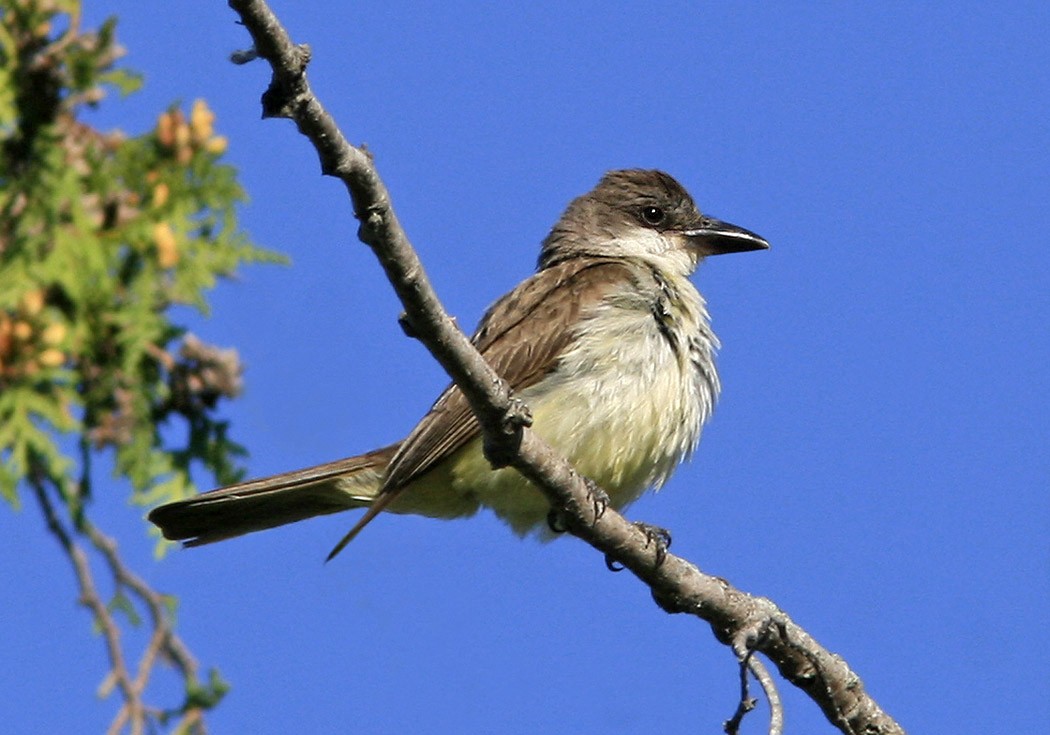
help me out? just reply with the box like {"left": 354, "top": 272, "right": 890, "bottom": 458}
{"left": 0, "top": 1, "right": 281, "bottom": 730}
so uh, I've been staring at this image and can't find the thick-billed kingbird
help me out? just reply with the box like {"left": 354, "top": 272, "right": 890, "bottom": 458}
{"left": 148, "top": 169, "right": 769, "bottom": 558}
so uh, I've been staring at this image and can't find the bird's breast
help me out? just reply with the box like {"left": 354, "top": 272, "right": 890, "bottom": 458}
{"left": 530, "top": 275, "right": 718, "bottom": 493}
{"left": 450, "top": 271, "right": 719, "bottom": 536}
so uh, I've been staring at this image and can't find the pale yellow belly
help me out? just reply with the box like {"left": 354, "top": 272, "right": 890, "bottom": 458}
{"left": 445, "top": 307, "right": 712, "bottom": 536}
{"left": 386, "top": 278, "right": 717, "bottom": 536}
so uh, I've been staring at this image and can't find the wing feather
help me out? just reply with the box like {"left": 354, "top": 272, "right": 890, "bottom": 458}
{"left": 383, "top": 258, "right": 638, "bottom": 490}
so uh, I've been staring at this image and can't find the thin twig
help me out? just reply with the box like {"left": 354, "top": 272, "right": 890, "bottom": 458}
{"left": 724, "top": 650, "right": 758, "bottom": 735}
{"left": 31, "top": 459, "right": 208, "bottom": 735}
{"left": 30, "top": 4, "right": 81, "bottom": 71}
{"left": 726, "top": 621, "right": 785, "bottom": 730}
{"left": 81, "top": 521, "right": 207, "bottom": 730}
{"left": 748, "top": 655, "right": 784, "bottom": 735}
{"left": 224, "top": 2, "right": 906, "bottom": 733}
{"left": 30, "top": 475, "right": 144, "bottom": 733}
{"left": 726, "top": 624, "right": 784, "bottom": 735}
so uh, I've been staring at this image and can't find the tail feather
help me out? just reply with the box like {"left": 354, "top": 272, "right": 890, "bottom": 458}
{"left": 324, "top": 484, "right": 407, "bottom": 561}
{"left": 148, "top": 445, "right": 396, "bottom": 546}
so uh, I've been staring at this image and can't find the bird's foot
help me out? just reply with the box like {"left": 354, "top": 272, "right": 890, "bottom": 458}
{"left": 482, "top": 396, "right": 532, "bottom": 469}
{"left": 605, "top": 521, "right": 672, "bottom": 572}
{"left": 636, "top": 521, "right": 672, "bottom": 566}
{"left": 546, "top": 478, "right": 611, "bottom": 534}
{"left": 546, "top": 508, "right": 567, "bottom": 534}
{"left": 584, "top": 478, "right": 610, "bottom": 522}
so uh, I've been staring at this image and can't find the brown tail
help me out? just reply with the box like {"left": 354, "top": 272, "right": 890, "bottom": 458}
{"left": 148, "top": 445, "right": 397, "bottom": 546}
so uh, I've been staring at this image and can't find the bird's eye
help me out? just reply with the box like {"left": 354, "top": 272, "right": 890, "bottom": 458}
{"left": 641, "top": 206, "right": 665, "bottom": 226}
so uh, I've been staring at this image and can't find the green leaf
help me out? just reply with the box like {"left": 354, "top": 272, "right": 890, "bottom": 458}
{"left": 107, "top": 590, "right": 142, "bottom": 628}
{"left": 100, "top": 68, "right": 143, "bottom": 98}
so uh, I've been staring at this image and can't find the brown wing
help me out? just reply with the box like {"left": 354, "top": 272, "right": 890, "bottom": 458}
{"left": 382, "top": 257, "right": 636, "bottom": 490}
{"left": 325, "top": 257, "right": 641, "bottom": 559}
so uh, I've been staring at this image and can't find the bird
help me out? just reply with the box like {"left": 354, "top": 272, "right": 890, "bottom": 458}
{"left": 148, "top": 169, "right": 768, "bottom": 558}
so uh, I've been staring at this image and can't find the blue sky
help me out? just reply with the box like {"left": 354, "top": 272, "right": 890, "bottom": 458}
{"left": 3, "top": 2, "right": 1048, "bottom": 733}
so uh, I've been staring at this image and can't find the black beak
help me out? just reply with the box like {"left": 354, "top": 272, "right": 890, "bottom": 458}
{"left": 684, "top": 217, "right": 769, "bottom": 256}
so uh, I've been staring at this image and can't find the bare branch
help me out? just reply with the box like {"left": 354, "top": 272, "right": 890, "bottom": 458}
{"left": 726, "top": 624, "right": 784, "bottom": 735}
{"left": 30, "top": 462, "right": 210, "bottom": 735}
{"left": 30, "top": 476, "right": 142, "bottom": 730}
{"left": 224, "top": 2, "right": 906, "bottom": 733}
{"left": 749, "top": 656, "right": 784, "bottom": 735}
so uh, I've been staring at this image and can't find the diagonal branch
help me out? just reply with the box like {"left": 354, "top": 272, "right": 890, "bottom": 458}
{"left": 225, "top": 2, "right": 906, "bottom": 733}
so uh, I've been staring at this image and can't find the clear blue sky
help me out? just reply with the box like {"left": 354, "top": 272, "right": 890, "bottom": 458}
{"left": 3, "top": 2, "right": 1047, "bottom": 733}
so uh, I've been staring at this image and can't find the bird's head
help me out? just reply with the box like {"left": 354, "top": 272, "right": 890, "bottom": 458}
{"left": 539, "top": 169, "right": 769, "bottom": 274}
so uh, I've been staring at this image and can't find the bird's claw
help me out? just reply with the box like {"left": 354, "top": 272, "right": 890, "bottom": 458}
{"left": 584, "top": 478, "right": 610, "bottom": 522}
{"left": 546, "top": 508, "right": 567, "bottom": 534}
{"left": 606, "top": 521, "right": 672, "bottom": 571}
{"left": 635, "top": 521, "right": 672, "bottom": 566}
{"left": 483, "top": 395, "right": 531, "bottom": 469}
{"left": 547, "top": 478, "right": 610, "bottom": 534}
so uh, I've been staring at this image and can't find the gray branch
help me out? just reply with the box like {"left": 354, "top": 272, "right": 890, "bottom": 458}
{"left": 31, "top": 466, "right": 207, "bottom": 735}
{"left": 225, "top": 2, "right": 906, "bottom": 733}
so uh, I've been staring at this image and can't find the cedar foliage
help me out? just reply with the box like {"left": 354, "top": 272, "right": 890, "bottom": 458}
{"left": 0, "top": 1, "right": 281, "bottom": 729}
